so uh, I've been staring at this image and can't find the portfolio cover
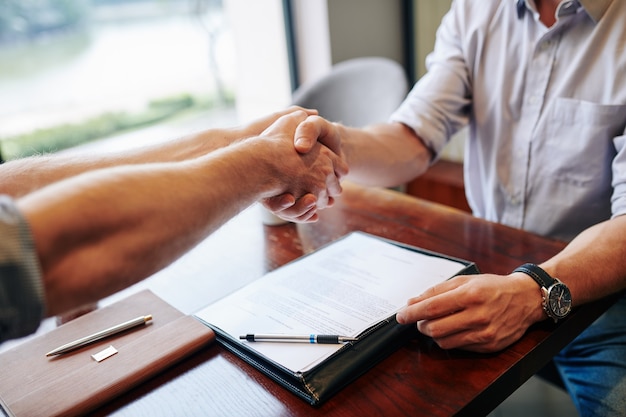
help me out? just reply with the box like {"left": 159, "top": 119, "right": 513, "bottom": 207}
{"left": 195, "top": 232, "right": 478, "bottom": 405}
{"left": 0, "top": 289, "right": 215, "bottom": 417}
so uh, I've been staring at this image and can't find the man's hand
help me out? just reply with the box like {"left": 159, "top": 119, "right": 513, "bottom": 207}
{"left": 263, "top": 115, "right": 346, "bottom": 222}
{"left": 293, "top": 115, "right": 343, "bottom": 156}
{"left": 237, "top": 106, "right": 319, "bottom": 140}
{"left": 396, "top": 273, "right": 544, "bottom": 352}
{"left": 258, "top": 112, "right": 348, "bottom": 223}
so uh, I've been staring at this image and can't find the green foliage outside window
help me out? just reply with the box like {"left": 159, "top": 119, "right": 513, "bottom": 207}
{"left": 0, "top": 92, "right": 234, "bottom": 160}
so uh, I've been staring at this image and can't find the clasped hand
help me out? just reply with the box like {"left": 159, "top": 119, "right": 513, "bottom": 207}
{"left": 262, "top": 114, "right": 345, "bottom": 222}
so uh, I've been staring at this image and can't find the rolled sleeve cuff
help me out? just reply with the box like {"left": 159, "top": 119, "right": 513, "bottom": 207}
{"left": 389, "top": 108, "right": 444, "bottom": 161}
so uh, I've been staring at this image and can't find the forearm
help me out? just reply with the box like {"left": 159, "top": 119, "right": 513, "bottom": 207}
{"left": 541, "top": 215, "right": 626, "bottom": 306}
{"left": 17, "top": 146, "right": 273, "bottom": 316}
{"left": 0, "top": 107, "right": 312, "bottom": 198}
{"left": 340, "top": 122, "right": 431, "bottom": 188}
{"left": 0, "top": 127, "right": 239, "bottom": 198}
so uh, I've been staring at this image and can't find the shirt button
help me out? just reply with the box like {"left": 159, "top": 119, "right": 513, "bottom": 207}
{"left": 559, "top": 1, "right": 578, "bottom": 15}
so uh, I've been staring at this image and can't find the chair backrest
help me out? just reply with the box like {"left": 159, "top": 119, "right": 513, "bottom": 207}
{"left": 291, "top": 57, "right": 409, "bottom": 128}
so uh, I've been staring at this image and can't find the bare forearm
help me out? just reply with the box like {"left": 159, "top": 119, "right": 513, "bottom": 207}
{"left": 340, "top": 122, "right": 431, "bottom": 187}
{"left": 0, "top": 128, "right": 238, "bottom": 197}
{"left": 19, "top": 161, "right": 259, "bottom": 315}
{"left": 541, "top": 215, "right": 626, "bottom": 305}
{"left": 0, "top": 107, "right": 313, "bottom": 198}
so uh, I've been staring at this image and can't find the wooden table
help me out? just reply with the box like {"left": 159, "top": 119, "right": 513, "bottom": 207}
{"left": 90, "top": 182, "right": 611, "bottom": 416}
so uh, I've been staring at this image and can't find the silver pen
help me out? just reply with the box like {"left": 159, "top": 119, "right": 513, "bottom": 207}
{"left": 240, "top": 333, "right": 358, "bottom": 344}
{"left": 46, "top": 314, "right": 153, "bottom": 357}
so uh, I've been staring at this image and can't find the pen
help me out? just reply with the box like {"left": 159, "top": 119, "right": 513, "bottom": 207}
{"left": 240, "top": 334, "right": 358, "bottom": 344}
{"left": 46, "top": 314, "right": 152, "bottom": 357}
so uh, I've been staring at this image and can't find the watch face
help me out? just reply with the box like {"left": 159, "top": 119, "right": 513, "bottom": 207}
{"left": 547, "top": 283, "right": 572, "bottom": 318}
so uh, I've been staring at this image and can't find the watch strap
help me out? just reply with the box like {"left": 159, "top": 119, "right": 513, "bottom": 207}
{"left": 512, "top": 263, "right": 556, "bottom": 289}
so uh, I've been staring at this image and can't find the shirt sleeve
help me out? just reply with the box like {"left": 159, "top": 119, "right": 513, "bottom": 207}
{"left": 0, "top": 195, "right": 45, "bottom": 343}
{"left": 389, "top": 0, "right": 472, "bottom": 159}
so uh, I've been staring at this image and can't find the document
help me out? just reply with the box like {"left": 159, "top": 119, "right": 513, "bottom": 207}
{"left": 195, "top": 232, "right": 470, "bottom": 373}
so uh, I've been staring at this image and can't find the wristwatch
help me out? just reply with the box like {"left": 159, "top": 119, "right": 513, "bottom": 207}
{"left": 513, "top": 263, "right": 572, "bottom": 322}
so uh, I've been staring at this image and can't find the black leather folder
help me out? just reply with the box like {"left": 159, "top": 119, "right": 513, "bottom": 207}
{"left": 196, "top": 232, "right": 479, "bottom": 406}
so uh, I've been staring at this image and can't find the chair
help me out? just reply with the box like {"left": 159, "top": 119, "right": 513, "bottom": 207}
{"left": 291, "top": 57, "right": 409, "bottom": 127}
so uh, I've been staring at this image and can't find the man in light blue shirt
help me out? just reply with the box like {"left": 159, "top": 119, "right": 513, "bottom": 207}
{"left": 270, "top": 0, "right": 626, "bottom": 415}
{"left": 393, "top": 0, "right": 626, "bottom": 243}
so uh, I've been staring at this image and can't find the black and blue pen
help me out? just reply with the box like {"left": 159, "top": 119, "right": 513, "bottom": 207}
{"left": 240, "top": 334, "right": 357, "bottom": 344}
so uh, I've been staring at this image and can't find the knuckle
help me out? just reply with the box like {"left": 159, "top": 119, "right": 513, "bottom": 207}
{"left": 464, "top": 285, "right": 487, "bottom": 304}
{"left": 477, "top": 326, "right": 497, "bottom": 343}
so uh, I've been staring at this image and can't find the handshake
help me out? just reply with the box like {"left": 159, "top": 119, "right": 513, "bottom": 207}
{"left": 250, "top": 107, "right": 349, "bottom": 224}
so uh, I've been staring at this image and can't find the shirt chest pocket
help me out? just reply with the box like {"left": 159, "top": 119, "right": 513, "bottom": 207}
{"left": 533, "top": 98, "right": 626, "bottom": 187}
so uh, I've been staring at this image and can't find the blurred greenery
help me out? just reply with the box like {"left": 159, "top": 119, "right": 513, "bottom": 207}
{"left": 0, "top": 0, "right": 233, "bottom": 162}
{"left": 0, "top": 92, "right": 234, "bottom": 160}
{"left": 0, "top": 31, "right": 91, "bottom": 79}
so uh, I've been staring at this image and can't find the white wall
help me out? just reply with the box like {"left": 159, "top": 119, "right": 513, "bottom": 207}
{"left": 413, "top": 0, "right": 452, "bottom": 77}
{"left": 326, "top": 0, "right": 405, "bottom": 66}
{"left": 291, "top": 0, "right": 332, "bottom": 85}
{"left": 224, "top": 0, "right": 292, "bottom": 122}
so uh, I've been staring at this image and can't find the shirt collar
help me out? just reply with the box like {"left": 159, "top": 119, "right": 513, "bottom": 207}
{"left": 515, "top": 0, "right": 611, "bottom": 23}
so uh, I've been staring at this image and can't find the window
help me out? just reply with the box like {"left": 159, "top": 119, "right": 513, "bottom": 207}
{"left": 0, "top": 0, "right": 235, "bottom": 160}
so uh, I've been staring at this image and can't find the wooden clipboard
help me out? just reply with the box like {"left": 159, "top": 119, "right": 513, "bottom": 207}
{"left": 0, "top": 289, "right": 215, "bottom": 417}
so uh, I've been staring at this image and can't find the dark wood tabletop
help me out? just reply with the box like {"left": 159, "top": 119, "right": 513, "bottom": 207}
{"left": 90, "top": 182, "right": 611, "bottom": 417}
